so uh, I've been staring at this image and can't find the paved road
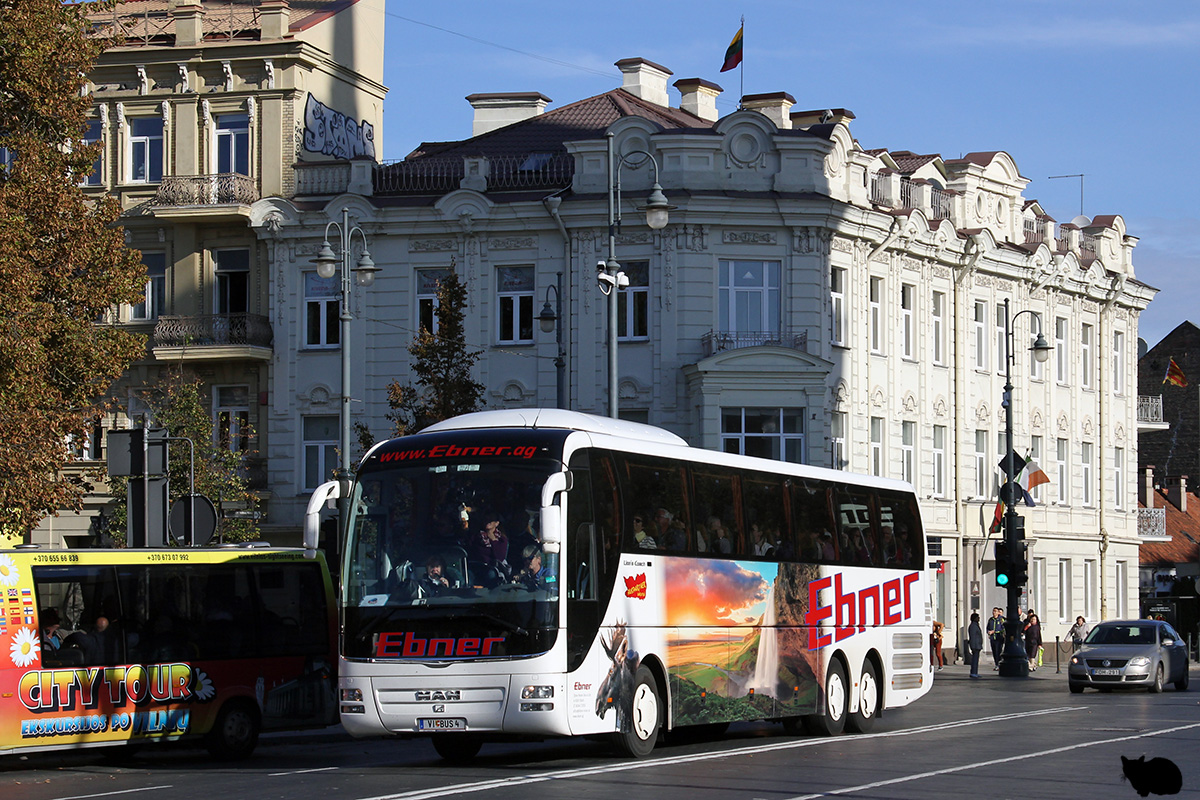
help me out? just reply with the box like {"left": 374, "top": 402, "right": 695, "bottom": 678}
{"left": 4, "top": 661, "right": 1197, "bottom": 800}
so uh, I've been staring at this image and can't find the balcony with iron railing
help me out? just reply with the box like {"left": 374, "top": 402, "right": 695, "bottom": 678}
{"left": 1138, "top": 507, "right": 1168, "bottom": 540}
{"left": 152, "top": 313, "right": 273, "bottom": 361}
{"left": 152, "top": 173, "right": 258, "bottom": 218}
{"left": 373, "top": 153, "right": 575, "bottom": 195}
{"left": 701, "top": 328, "right": 809, "bottom": 357}
{"left": 1139, "top": 395, "right": 1164, "bottom": 424}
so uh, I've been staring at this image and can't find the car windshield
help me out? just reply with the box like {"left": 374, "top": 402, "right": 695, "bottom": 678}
{"left": 1084, "top": 624, "right": 1157, "bottom": 646}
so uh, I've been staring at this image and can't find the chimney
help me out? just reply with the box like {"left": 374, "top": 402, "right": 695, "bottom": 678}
{"left": 1168, "top": 475, "right": 1188, "bottom": 513}
{"left": 673, "top": 78, "right": 722, "bottom": 122}
{"left": 741, "top": 91, "right": 796, "bottom": 130}
{"left": 615, "top": 58, "right": 672, "bottom": 107}
{"left": 172, "top": 0, "right": 204, "bottom": 48}
{"left": 790, "top": 107, "right": 857, "bottom": 128}
{"left": 466, "top": 92, "right": 551, "bottom": 137}
{"left": 259, "top": 0, "right": 290, "bottom": 41}
{"left": 1140, "top": 467, "right": 1155, "bottom": 508}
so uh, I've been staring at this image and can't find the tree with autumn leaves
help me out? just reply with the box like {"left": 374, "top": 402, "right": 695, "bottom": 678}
{"left": 0, "top": 1, "right": 145, "bottom": 537}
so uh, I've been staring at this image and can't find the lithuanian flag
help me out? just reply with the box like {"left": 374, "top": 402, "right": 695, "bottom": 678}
{"left": 721, "top": 25, "right": 743, "bottom": 72}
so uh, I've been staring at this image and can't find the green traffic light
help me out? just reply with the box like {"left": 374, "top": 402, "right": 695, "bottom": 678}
{"left": 997, "top": 573, "right": 1010, "bottom": 586}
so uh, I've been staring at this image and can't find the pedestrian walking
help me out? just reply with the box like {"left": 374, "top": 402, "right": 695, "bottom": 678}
{"left": 1066, "top": 615, "right": 1089, "bottom": 652}
{"left": 986, "top": 606, "right": 1005, "bottom": 669}
{"left": 930, "top": 620, "right": 945, "bottom": 670}
{"left": 1023, "top": 612, "right": 1042, "bottom": 671}
{"left": 968, "top": 612, "right": 984, "bottom": 678}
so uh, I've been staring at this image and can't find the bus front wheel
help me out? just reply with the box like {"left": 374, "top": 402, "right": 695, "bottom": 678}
{"left": 205, "top": 701, "right": 260, "bottom": 760}
{"left": 846, "top": 659, "right": 879, "bottom": 734}
{"left": 805, "top": 660, "right": 848, "bottom": 736}
{"left": 614, "top": 666, "right": 661, "bottom": 758}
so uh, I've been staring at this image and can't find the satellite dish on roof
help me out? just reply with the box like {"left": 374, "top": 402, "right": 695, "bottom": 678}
{"left": 1071, "top": 214, "right": 1091, "bottom": 227}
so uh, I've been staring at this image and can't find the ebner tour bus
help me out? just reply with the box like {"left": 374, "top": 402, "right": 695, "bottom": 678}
{"left": 309, "top": 409, "right": 931, "bottom": 760}
{"left": 0, "top": 546, "right": 337, "bottom": 759}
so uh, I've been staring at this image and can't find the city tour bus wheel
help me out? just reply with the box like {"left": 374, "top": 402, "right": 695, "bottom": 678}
{"left": 205, "top": 701, "right": 260, "bottom": 761}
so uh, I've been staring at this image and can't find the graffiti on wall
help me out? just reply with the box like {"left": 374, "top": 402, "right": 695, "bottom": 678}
{"left": 303, "top": 94, "right": 375, "bottom": 160}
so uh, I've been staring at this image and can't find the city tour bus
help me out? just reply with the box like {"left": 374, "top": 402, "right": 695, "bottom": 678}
{"left": 307, "top": 409, "right": 932, "bottom": 761}
{"left": 0, "top": 545, "right": 337, "bottom": 759}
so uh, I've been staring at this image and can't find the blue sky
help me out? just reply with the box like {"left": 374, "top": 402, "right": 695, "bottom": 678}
{"left": 377, "top": 1, "right": 1199, "bottom": 350}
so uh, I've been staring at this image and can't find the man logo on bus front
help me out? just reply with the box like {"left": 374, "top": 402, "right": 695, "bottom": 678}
{"left": 595, "top": 621, "right": 640, "bottom": 732}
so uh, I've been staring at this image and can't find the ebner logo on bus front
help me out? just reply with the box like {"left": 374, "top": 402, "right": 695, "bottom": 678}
{"left": 804, "top": 571, "right": 921, "bottom": 650}
{"left": 377, "top": 444, "right": 539, "bottom": 462}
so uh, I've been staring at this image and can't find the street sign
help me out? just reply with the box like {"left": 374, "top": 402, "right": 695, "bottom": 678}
{"left": 169, "top": 494, "right": 217, "bottom": 546}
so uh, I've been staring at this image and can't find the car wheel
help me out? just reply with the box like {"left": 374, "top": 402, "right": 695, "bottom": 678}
{"left": 1068, "top": 681, "right": 1085, "bottom": 694}
{"left": 846, "top": 659, "right": 880, "bottom": 734}
{"left": 205, "top": 701, "right": 260, "bottom": 761}
{"left": 613, "top": 666, "right": 661, "bottom": 758}
{"left": 1149, "top": 663, "right": 1165, "bottom": 694}
{"left": 431, "top": 734, "right": 483, "bottom": 762}
{"left": 1175, "top": 666, "right": 1190, "bottom": 692}
{"left": 807, "top": 660, "right": 848, "bottom": 736}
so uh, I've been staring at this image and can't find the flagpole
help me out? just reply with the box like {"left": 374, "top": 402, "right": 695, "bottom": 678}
{"left": 739, "top": 15, "right": 744, "bottom": 106}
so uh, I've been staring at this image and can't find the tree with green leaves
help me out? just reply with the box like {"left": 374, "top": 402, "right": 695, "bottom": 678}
{"left": 0, "top": 0, "right": 145, "bottom": 538}
{"left": 108, "top": 371, "right": 261, "bottom": 546}
{"left": 386, "top": 272, "right": 486, "bottom": 437}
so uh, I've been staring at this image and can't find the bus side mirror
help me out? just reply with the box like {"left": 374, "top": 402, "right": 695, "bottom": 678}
{"left": 540, "top": 471, "right": 573, "bottom": 553}
{"left": 304, "top": 480, "right": 341, "bottom": 555}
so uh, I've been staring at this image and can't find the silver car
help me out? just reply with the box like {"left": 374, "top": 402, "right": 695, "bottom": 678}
{"left": 1068, "top": 620, "right": 1190, "bottom": 693}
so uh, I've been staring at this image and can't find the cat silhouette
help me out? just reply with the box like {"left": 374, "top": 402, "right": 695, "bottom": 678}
{"left": 1122, "top": 755, "right": 1183, "bottom": 797}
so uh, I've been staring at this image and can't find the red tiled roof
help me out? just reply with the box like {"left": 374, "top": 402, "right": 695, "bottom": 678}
{"left": 945, "top": 151, "right": 1002, "bottom": 167}
{"left": 86, "top": 0, "right": 353, "bottom": 42}
{"left": 1140, "top": 489, "right": 1200, "bottom": 566}
{"left": 888, "top": 150, "right": 940, "bottom": 174}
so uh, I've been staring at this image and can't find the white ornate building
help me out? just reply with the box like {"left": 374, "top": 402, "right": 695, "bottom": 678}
{"left": 252, "top": 58, "right": 1157, "bottom": 647}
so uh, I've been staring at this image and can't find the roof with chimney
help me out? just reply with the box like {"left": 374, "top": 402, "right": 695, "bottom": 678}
{"left": 86, "top": 0, "right": 355, "bottom": 42}
{"left": 1140, "top": 487, "right": 1200, "bottom": 567}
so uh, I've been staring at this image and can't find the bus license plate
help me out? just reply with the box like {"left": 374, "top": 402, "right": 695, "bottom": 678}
{"left": 1093, "top": 668, "right": 1120, "bottom": 676}
{"left": 419, "top": 718, "right": 467, "bottom": 731}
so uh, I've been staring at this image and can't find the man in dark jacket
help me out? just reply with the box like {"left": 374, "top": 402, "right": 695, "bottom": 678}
{"left": 986, "top": 607, "right": 1005, "bottom": 670}
{"left": 968, "top": 612, "right": 985, "bottom": 678}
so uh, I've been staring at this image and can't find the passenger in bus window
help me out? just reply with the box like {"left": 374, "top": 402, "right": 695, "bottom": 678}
{"left": 817, "top": 530, "right": 836, "bottom": 561}
{"left": 512, "top": 546, "right": 544, "bottom": 590}
{"left": 663, "top": 516, "right": 687, "bottom": 552}
{"left": 693, "top": 521, "right": 709, "bottom": 553}
{"left": 770, "top": 526, "right": 791, "bottom": 560}
{"left": 751, "top": 524, "right": 774, "bottom": 557}
{"left": 652, "top": 508, "right": 676, "bottom": 547}
{"left": 39, "top": 608, "right": 62, "bottom": 651}
{"left": 469, "top": 513, "right": 511, "bottom": 578}
{"left": 709, "top": 517, "right": 732, "bottom": 554}
{"left": 631, "top": 514, "right": 657, "bottom": 549}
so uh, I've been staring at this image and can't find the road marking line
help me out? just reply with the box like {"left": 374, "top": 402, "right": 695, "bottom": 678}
{"left": 354, "top": 706, "right": 1085, "bottom": 800}
{"left": 54, "top": 786, "right": 174, "bottom": 800}
{"left": 786, "top": 721, "right": 1200, "bottom": 799}
{"left": 268, "top": 767, "right": 340, "bottom": 777}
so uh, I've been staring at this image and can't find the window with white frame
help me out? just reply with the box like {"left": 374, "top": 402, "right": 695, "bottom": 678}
{"left": 1030, "top": 435, "right": 1043, "bottom": 503}
{"left": 1055, "top": 316, "right": 1068, "bottom": 383}
{"left": 974, "top": 430, "right": 988, "bottom": 499}
{"left": 81, "top": 119, "right": 103, "bottom": 186}
{"left": 1081, "top": 441, "right": 1093, "bottom": 506}
{"left": 214, "top": 385, "right": 250, "bottom": 452}
{"left": 1084, "top": 559, "right": 1097, "bottom": 620}
{"left": 831, "top": 268, "right": 846, "bottom": 346}
{"left": 1030, "top": 558, "right": 1045, "bottom": 619}
{"left": 128, "top": 116, "right": 163, "bottom": 183}
{"left": 1114, "top": 446, "right": 1124, "bottom": 510}
{"left": 901, "top": 284, "right": 914, "bottom": 359}
{"left": 303, "top": 415, "right": 338, "bottom": 490}
{"left": 496, "top": 266, "right": 534, "bottom": 343}
{"left": 831, "top": 412, "right": 847, "bottom": 470}
{"left": 721, "top": 407, "right": 804, "bottom": 463}
{"left": 1030, "top": 312, "right": 1045, "bottom": 381}
{"left": 1056, "top": 437, "right": 1069, "bottom": 504}
{"left": 214, "top": 249, "right": 249, "bottom": 314}
{"left": 1113, "top": 330, "right": 1125, "bottom": 395}
{"left": 869, "top": 276, "right": 883, "bottom": 354}
{"left": 618, "top": 260, "right": 649, "bottom": 340}
{"left": 1115, "top": 561, "right": 1128, "bottom": 619}
{"left": 870, "top": 417, "right": 883, "bottom": 476}
{"left": 720, "top": 259, "right": 781, "bottom": 336}
{"left": 304, "top": 272, "right": 339, "bottom": 348}
{"left": 69, "top": 419, "right": 103, "bottom": 461}
{"left": 1081, "top": 323, "right": 1093, "bottom": 390}
{"left": 216, "top": 113, "right": 250, "bottom": 175}
{"left": 996, "top": 304, "right": 1006, "bottom": 375}
{"left": 417, "top": 268, "right": 452, "bottom": 334}
{"left": 1058, "top": 559, "right": 1072, "bottom": 622}
{"left": 901, "top": 421, "right": 915, "bottom": 486}
{"left": 131, "top": 252, "right": 166, "bottom": 321}
{"left": 974, "top": 300, "right": 988, "bottom": 370}
{"left": 932, "top": 291, "right": 946, "bottom": 365}
{"left": 933, "top": 425, "right": 946, "bottom": 498}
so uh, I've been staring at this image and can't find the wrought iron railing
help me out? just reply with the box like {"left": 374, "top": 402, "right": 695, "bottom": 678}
{"left": 869, "top": 171, "right": 890, "bottom": 205}
{"left": 702, "top": 329, "right": 808, "bottom": 356}
{"left": 899, "top": 178, "right": 914, "bottom": 208}
{"left": 1023, "top": 217, "right": 1042, "bottom": 243}
{"left": 1080, "top": 231, "right": 1099, "bottom": 255}
{"left": 1138, "top": 507, "right": 1168, "bottom": 539}
{"left": 153, "top": 314, "right": 273, "bottom": 349}
{"left": 373, "top": 153, "right": 574, "bottom": 195}
{"left": 1138, "top": 395, "right": 1164, "bottom": 424}
{"left": 154, "top": 173, "right": 258, "bottom": 207}
{"left": 930, "top": 187, "right": 953, "bottom": 219}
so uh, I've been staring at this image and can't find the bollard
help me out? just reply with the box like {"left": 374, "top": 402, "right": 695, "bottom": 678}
{"left": 1056, "top": 636, "right": 1061, "bottom": 673}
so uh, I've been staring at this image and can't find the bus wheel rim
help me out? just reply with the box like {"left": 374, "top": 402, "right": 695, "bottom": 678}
{"left": 859, "top": 671, "right": 877, "bottom": 718}
{"left": 631, "top": 684, "right": 658, "bottom": 740}
{"left": 828, "top": 672, "right": 846, "bottom": 721}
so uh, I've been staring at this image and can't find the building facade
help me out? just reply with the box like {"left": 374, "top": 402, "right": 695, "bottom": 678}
{"left": 32, "top": 0, "right": 386, "bottom": 546}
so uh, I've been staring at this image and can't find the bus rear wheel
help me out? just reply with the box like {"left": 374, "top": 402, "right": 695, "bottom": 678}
{"left": 805, "top": 660, "right": 848, "bottom": 736}
{"left": 614, "top": 666, "right": 661, "bottom": 758}
{"left": 205, "top": 701, "right": 260, "bottom": 761}
{"left": 846, "top": 660, "right": 880, "bottom": 734}
{"left": 431, "top": 734, "right": 483, "bottom": 762}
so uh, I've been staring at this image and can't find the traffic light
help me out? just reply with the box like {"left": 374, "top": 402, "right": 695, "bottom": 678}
{"left": 1009, "top": 541, "right": 1029, "bottom": 587}
{"left": 994, "top": 540, "right": 1012, "bottom": 586}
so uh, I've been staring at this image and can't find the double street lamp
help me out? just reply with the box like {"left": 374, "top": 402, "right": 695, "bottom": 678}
{"left": 601, "top": 131, "right": 673, "bottom": 418}
{"left": 311, "top": 207, "right": 379, "bottom": 539}
{"left": 998, "top": 297, "right": 1052, "bottom": 677}
{"left": 537, "top": 271, "right": 567, "bottom": 409}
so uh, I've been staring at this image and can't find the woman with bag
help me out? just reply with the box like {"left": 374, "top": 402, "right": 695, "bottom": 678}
{"left": 1023, "top": 612, "right": 1042, "bottom": 671}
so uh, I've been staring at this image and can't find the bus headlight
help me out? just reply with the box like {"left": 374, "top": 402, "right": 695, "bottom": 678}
{"left": 521, "top": 685, "right": 554, "bottom": 699}
{"left": 520, "top": 703, "right": 553, "bottom": 712}
{"left": 341, "top": 688, "right": 364, "bottom": 702}
{"left": 341, "top": 704, "right": 366, "bottom": 714}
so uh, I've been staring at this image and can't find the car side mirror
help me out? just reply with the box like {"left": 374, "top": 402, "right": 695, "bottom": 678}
{"left": 1162, "top": 638, "right": 1175, "bottom": 647}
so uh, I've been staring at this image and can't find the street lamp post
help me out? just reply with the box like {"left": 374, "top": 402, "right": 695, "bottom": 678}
{"left": 999, "top": 297, "right": 1052, "bottom": 677}
{"left": 537, "top": 271, "right": 567, "bottom": 409}
{"left": 311, "top": 207, "right": 379, "bottom": 541}
{"left": 601, "top": 131, "right": 673, "bottom": 419}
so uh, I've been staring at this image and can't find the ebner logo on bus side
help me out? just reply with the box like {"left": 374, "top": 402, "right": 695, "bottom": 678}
{"left": 803, "top": 572, "right": 921, "bottom": 650}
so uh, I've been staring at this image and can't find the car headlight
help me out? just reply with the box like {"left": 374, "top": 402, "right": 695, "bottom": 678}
{"left": 1070, "top": 656, "right": 1081, "bottom": 665}
{"left": 1128, "top": 656, "right": 1151, "bottom": 667}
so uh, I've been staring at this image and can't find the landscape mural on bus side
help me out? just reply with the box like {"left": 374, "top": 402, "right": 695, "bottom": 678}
{"left": 664, "top": 559, "right": 822, "bottom": 726}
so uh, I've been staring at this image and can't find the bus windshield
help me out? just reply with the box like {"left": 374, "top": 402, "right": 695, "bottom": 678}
{"left": 342, "top": 456, "right": 560, "bottom": 660}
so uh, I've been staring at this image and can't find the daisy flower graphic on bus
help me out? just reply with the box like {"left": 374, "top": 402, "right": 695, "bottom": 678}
{"left": 9, "top": 627, "right": 40, "bottom": 668}
{"left": 0, "top": 555, "right": 19, "bottom": 586}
